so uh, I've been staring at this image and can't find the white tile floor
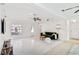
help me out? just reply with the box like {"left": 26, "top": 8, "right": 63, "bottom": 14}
{"left": 68, "top": 45, "right": 79, "bottom": 55}
{"left": 11, "top": 38, "right": 62, "bottom": 55}
{"left": 10, "top": 39, "right": 79, "bottom": 55}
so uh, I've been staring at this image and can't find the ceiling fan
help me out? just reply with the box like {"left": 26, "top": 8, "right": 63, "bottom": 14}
{"left": 61, "top": 6, "right": 79, "bottom": 13}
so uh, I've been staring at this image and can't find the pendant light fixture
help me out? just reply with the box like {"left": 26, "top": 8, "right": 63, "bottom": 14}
{"left": 33, "top": 13, "right": 41, "bottom": 22}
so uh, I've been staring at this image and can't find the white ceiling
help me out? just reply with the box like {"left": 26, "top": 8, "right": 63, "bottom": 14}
{"left": 1, "top": 3, "right": 79, "bottom": 21}
{"left": 38, "top": 3, "right": 79, "bottom": 20}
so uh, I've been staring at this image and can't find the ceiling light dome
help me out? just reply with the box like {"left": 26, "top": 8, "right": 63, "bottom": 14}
{"left": 72, "top": 19, "right": 76, "bottom": 23}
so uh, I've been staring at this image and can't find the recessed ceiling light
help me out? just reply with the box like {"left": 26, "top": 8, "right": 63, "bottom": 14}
{"left": 72, "top": 19, "right": 76, "bottom": 23}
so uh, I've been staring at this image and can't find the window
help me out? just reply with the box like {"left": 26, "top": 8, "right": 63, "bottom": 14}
{"left": 11, "top": 24, "right": 22, "bottom": 35}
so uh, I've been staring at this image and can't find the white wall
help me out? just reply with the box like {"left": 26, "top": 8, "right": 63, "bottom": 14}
{"left": 0, "top": 3, "right": 69, "bottom": 43}
{"left": 0, "top": 3, "right": 69, "bottom": 40}
{"left": 41, "top": 20, "right": 68, "bottom": 40}
{"left": 69, "top": 20, "right": 79, "bottom": 39}
{"left": 0, "top": 3, "right": 71, "bottom": 54}
{"left": 9, "top": 18, "right": 40, "bottom": 39}
{"left": 5, "top": 3, "right": 45, "bottom": 39}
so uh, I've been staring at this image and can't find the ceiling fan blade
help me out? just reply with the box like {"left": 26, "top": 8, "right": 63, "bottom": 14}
{"left": 74, "top": 9, "right": 79, "bottom": 13}
{"left": 61, "top": 6, "right": 79, "bottom": 12}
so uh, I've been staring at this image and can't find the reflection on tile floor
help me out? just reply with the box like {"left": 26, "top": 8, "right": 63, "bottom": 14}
{"left": 45, "top": 40, "right": 79, "bottom": 55}
{"left": 12, "top": 38, "right": 62, "bottom": 55}
{"left": 68, "top": 45, "right": 79, "bottom": 55}
{"left": 11, "top": 39, "right": 79, "bottom": 55}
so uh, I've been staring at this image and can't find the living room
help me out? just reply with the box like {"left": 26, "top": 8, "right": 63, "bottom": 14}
{"left": 0, "top": 3, "right": 79, "bottom": 55}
